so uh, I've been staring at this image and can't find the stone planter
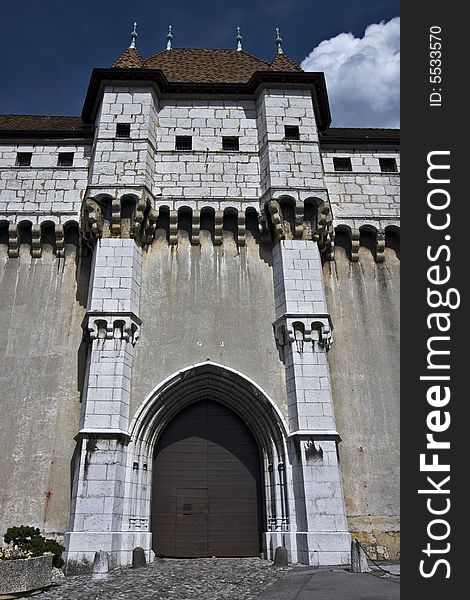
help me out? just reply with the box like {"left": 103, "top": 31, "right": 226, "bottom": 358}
{"left": 0, "top": 555, "right": 53, "bottom": 597}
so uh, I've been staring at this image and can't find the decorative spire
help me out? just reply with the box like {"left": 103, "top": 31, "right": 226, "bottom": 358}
{"left": 275, "top": 27, "right": 283, "bottom": 54}
{"left": 166, "top": 25, "right": 173, "bottom": 50}
{"left": 129, "top": 22, "right": 138, "bottom": 49}
{"left": 236, "top": 27, "right": 243, "bottom": 51}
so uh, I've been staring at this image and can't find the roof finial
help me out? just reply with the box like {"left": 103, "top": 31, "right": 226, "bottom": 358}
{"left": 275, "top": 27, "right": 283, "bottom": 54}
{"left": 236, "top": 27, "right": 243, "bottom": 51}
{"left": 129, "top": 22, "right": 138, "bottom": 49}
{"left": 166, "top": 25, "right": 173, "bottom": 50}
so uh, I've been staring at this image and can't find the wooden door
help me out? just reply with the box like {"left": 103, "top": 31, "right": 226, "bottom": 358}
{"left": 151, "top": 400, "right": 262, "bottom": 557}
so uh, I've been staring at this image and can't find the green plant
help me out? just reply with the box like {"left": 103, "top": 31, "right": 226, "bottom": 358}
{"left": 3, "top": 526, "right": 40, "bottom": 547}
{"left": 3, "top": 526, "right": 64, "bottom": 568}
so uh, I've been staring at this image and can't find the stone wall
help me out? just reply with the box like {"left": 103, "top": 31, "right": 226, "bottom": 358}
{"left": 155, "top": 98, "right": 260, "bottom": 200}
{"left": 130, "top": 230, "right": 286, "bottom": 420}
{"left": 0, "top": 143, "right": 90, "bottom": 220}
{"left": 322, "top": 150, "right": 400, "bottom": 228}
{"left": 0, "top": 243, "right": 89, "bottom": 540}
{"left": 91, "top": 86, "right": 157, "bottom": 190}
{"left": 323, "top": 245, "right": 400, "bottom": 560}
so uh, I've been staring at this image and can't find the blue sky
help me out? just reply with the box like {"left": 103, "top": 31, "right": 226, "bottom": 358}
{"left": 0, "top": 0, "right": 400, "bottom": 127}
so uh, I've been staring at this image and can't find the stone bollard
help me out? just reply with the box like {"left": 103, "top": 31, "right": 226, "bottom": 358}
{"left": 132, "top": 547, "right": 147, "bottom": 569}
{"left": 273, "top": 546, "right": 288, "bottom": 567}
{"left": 351, "top": 540, "right": 371, "bottom": 573}
{"left": 92, "top": 550, "right": 109, "bottom": 581}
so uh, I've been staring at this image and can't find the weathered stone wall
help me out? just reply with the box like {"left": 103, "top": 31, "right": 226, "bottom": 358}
{"left": 91, "top": 86, "right": 157, "bottom": 191}
{"left": 323, "top": 245, "right": 400, "bottom": 559}
{"left": 0, "top": 244, "right": 89, "bottom": 541}
{"left": 0, "top": 143, "right": 90, "bottom": 220}
{"left": 256, "top": 88, "right": 323, "bottom": 196}
{"left": 155, "top": 98, "right": 260, "bottom": 200}
{"left": 322, "top": 150, "right": 400, "bottom": 229}
{"left": 130, "top": 230, "right": 287, "bottom": 421}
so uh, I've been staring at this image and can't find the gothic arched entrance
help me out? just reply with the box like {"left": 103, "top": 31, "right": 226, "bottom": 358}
{"left": 151, "top": 400, "right": 262, "bottom": 557}
{"left": 126, "top": 363, "right": 290, "bottom": 563}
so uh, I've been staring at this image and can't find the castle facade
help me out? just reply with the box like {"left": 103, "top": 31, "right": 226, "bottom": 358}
{"left": 0, "top": 39, "right": 399, "bottom": 573}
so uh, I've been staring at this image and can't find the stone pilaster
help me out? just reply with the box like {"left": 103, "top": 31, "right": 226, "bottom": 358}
{"left": 64, "top": 238, "right": 147, "bottom": 573}
{"left": 272, "top": 239, "right": 351, "bottom": 566}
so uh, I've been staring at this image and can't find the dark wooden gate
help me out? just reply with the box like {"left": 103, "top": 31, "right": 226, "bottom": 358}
{"left": 151, "top": 400, "right": 262, "bottom": 557}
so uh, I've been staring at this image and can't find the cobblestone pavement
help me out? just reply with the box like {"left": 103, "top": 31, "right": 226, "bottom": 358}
{"left": 22, "top": 558, "right": 290, "bottom": 600}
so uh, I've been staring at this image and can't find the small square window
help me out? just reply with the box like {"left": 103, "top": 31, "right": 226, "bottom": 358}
{"left": 16, "top": 152, "right": 32, "bottom": 167}
{"left": 116, "top": 123, "right": 131, "bottom": 138}
{"left": 333, "top": 157, "right": 352, "bottom": 172}
{"left": 222, "top": 136, "right": 239, "bottom": 151}
{"left": 175, "top": 136, "right": 192, "bottom": 151}
{"left": 58, "top": 152, "right": 74, "bottom": 167}
{"left": 379, "top": 158, "right": 398, "bottom": 173}
{"left": 284, "top": 125, "right": 300, "bottom": 141}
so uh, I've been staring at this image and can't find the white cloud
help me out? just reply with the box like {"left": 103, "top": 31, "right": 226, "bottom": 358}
{"left": 301, "top": 17, "right": 400, "bottom": 128}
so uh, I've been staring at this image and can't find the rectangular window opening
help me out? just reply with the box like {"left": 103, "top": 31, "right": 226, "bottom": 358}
{"left": 333, "top": 157, "right": 352, "bottom": 172}
{"left": 284, "top": 125, "right": 300, "bottom": 141}
{"left": 175, "top": 136, "right": 192, "bottom": 151}
{"left": 116, "top": 123, "right": 131, "bottom": 138}
{"left": 379, "top": 157, "right": 398, "bottom": 173}
{"left": 58, "top": 152, "right": 74, "bottom": 167}
{"left": 16, "top": 152, "right": 32, "bottom": 167}
{"left": 222, "top": 136, "right": 240, "bottom": 151}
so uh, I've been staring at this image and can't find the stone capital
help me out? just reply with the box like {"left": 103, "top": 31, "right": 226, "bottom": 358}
{"left": 273, "top": 313, "right": 333, "bottom": 351}
{"left": 84, "top": 312, "right": 141, "bottom": 345}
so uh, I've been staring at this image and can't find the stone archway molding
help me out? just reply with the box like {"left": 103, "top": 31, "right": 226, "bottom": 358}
{"left": 130, "top": 361, "right": 289, "bottom": 450}
{"left": 123, "top": 361, "right": 293, "bottom": 562}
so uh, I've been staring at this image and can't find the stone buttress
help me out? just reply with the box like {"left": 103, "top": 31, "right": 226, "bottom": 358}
{"left": 63, "top": 85, "right": 157, "bottom": 573}
{"left": 63, "top": 236, "right": 147, "bottom": 573}
{"left": 272, "top": 239, "right": 350, "bottom": 565}
{"left": 256, "top": 87, "right": 350, "bottom": 565}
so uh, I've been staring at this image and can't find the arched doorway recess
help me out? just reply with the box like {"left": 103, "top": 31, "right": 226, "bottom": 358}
{"left": 127, "top": 362, "right": 290, "bottom": 558}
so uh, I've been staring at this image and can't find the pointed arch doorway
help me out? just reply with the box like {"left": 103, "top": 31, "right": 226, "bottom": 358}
{"left": 151, "top": 400, "right": 263, "bottom": 557}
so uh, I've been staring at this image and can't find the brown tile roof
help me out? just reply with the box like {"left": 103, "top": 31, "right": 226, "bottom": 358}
{"left": 270, "top": 53, "right": 303, "bottom": 72}
{"left": 112, "top": 47, "right": 303, "bottom": 83}
{"left": 113, "top": 47, "right": 145, "bottom": 69}
{"left": 0, "top": 115, "right": 93, "bottom": 138}
{"left": 319, "top": 127, "right": 400, "bottom": 150}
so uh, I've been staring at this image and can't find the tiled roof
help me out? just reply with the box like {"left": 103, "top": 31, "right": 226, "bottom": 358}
{"left": 113, "top": 47, "right": 145, "bottom": 69}
{"left": 269, "top": 54, "right": 303, "bottom": 72}
{"left": 113, "top": 47, "right": 302, "bottom": 83}
{"left": 0, "top": 115, "right": 93, "bottom": 138}
{"left": 320, "top": 127, "right": 400, "bottom": 149}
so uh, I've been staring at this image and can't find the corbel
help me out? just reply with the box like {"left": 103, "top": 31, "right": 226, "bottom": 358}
{"left": 237, "top": 211, "right": 246, "bottom": 246}
{"left": 31, "top": 224, "right": 42, "bottom": 258}
{"left": 8, "top": 223, "right": 18, "bottom": 258}
{"left": 55, "top": 224, "right": 65, "bottom": 258}
{"left": 375, "top": 229, "right": 385, "bottom": 263}
{"left": 169, "top": 210, "right": 178, "bottom": 245}
{"left": 350, "top": 228, "right": 360, "bottom": 262}
{"left": 111, "top": 198, "right": 121, "bottom": 236}
{"left": 214, "top": 210, "right": 223, "bottom": 245}
{"left": 191, "top": 210, "right": 200, "bottom": 246}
